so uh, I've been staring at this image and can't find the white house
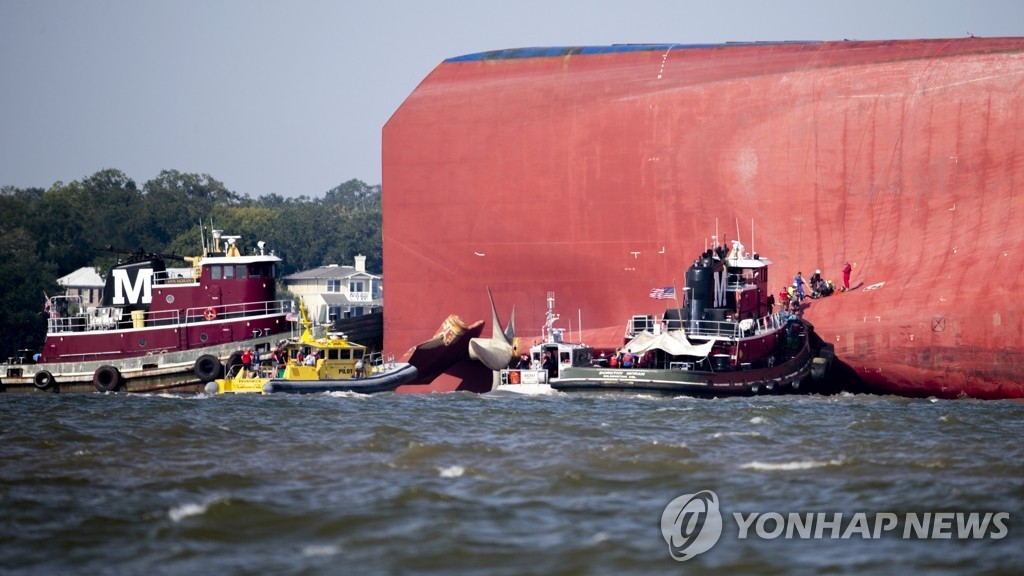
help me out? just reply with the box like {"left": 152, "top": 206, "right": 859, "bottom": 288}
{"left": 58, "top": 266, "right": 105, "bottom": 308}
{"left": 281, "top": 254, "right": 382, "bottom": 323}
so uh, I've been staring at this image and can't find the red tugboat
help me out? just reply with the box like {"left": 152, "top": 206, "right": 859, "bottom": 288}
{"left": 1, "top": 230, "right": 292, "bottom": 393}
{"left": 498, "top": 241, "right": 833, "bottom": 396}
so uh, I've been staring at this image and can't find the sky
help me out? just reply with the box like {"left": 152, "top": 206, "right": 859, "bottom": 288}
{"left": 2, "top": 0, "right": 1022, "bottom": 199}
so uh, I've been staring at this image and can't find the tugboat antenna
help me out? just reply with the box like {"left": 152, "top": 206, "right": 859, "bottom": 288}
{"left": 543, "top": 291, "right": 559, "bottom": 343}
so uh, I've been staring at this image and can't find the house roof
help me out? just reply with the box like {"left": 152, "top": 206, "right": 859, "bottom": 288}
{"left": 283, "top": 264, "right": 380, "bottom": 281}
{"left": 58, "top": 266, "right": 104, "bottom": 287}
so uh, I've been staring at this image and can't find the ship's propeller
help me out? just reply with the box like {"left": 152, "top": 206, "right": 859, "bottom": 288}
{"left": 468, "top": 287, "right": 516, "bottom": 370}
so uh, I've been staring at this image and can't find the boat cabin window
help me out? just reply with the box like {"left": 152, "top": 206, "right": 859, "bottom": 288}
{"left": 560, "top": 352, "right": 571, "bottom": 364}
{"left": 291, "top": 347, "right": 320, "bottom": 360}
{"left": 250, "top": 263, "right": 272, "bottom": 279}
{"left": 320, "top": 349, "right": 365, "bottom": 360}
{"left": 209, "top": 264, "right": 268, "bottom": 280}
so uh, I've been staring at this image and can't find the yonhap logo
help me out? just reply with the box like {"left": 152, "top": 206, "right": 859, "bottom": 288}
{"left": 661, "top": 489, "right": 1010, "bottom": 561}
{"left": 660, "top": 490, "right": 723, "bottom": 561}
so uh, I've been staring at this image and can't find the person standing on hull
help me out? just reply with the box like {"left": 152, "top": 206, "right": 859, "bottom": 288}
{"left": 809, "top": 269, "right": 822, "bottom": 297}
{"left": 842, "top": 261, "right": 853, "bottom": 291}
{"left": 794, "top": 272, "right": 807, "bottom": 302}
{"left": 809, "top": 269, "right": 822, "bottom": 286}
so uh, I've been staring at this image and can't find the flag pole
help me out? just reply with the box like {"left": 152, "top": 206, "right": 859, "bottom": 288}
{"left": 672, "top": 279, "right": 683, "bottom": 333}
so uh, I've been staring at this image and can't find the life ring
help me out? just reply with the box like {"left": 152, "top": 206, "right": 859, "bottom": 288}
{"left": 33, "top": 370, "right": 55, "bottom": 390}
{"left": 203, "top": 307, "right": 217, "bottom": 321}
{"left": 193, "top": 354, "right": 224, "bottom": 382}
{"left": 93, "top": 365, "right": 123, "bottom": 392}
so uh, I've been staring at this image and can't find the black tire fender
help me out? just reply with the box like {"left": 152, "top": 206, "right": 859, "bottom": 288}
{"left": 33, "top": 370, "right": 55, "bottom": 390}
{"left": 93, "top": 365, "right": 123, "bottom": 392}
{"left": 193, "top": 354, "right": 224, "bottom": 382}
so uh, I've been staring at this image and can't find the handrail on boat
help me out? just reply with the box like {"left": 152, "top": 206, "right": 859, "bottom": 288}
{"left": 45, "top": 299, "right": 292, "bottom": 333}
{"left": 632, "top": 310, "right": 791, "bottom": 340}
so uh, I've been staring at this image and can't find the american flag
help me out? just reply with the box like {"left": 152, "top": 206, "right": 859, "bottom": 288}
{"left": 43, "top": 291, "right": 56, "bottom": 318}
{"left": 649, "top": 286, "right": 675, "bottom": 300}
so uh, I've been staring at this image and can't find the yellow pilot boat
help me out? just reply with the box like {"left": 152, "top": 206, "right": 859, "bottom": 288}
{"left": 205, "top": 298, "right": 418, "bottom": 394}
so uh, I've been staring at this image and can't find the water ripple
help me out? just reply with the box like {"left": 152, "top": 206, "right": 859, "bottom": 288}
{"left": 0, "top": 392, "right": 1021, "bottom": 575}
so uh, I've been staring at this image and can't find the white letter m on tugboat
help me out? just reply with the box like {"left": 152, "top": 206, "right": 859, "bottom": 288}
{"left": 111, "top": 268, "right": 154, "bottom": 305}
{"left": 713, "top": 270, "right": 727, "bottom": 308}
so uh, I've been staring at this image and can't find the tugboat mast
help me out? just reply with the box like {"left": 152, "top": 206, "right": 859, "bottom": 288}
{"left": 542, "top": 291, "right": 562, "bottom": 343}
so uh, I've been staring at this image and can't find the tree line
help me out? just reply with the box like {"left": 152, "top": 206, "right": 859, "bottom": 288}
{"left": 0, "top": 168, "right": 383, "bottom": 361}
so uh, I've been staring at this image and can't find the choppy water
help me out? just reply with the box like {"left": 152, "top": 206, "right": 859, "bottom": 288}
{"left": 1, "top": 390, "right": 1022, "bottom": 575}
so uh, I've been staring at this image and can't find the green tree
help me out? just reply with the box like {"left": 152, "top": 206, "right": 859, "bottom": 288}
{"left": 324, "top": 179, "right": 381, "bottom": 212}
{"left": 142, "top": 170, "right": 243, "bottom": 247}
{"left": 37, "top": 169, "right": 147, "bottom": 275}
{"left": 36, "top": 180, "right": 92, "bottom": 275}
{"left": 0, "top": 186, "right": 45, "bottom": 236}
{"left": 0, "top": 227, "right": 58, "bottom": 359}
{"left": 79, "top": 168, "right": 149, "bottom": 253}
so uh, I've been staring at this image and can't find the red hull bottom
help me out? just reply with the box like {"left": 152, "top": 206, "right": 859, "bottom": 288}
{"left": 826, "top": 358, "right": 1024, "bottom": 400}
{"left": 395, "top": 361, "right": 493, "bottom": 394}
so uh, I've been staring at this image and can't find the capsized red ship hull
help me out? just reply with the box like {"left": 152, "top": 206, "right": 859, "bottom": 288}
{"left": 395, "top": 315, "right": 490, "bottom": 393}
{"left": 383, "top": 38, "right": 1024, "bottom": 399}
